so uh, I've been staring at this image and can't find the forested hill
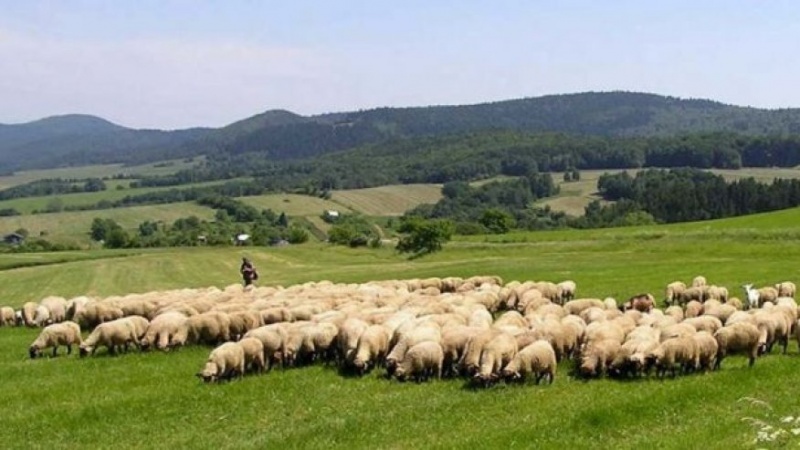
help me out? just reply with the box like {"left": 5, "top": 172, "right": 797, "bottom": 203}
{"left": 0, "top": 115, "right": 211, "bottom": 171}
{"left": 6, "top": 91, "right": 800, "bottom": 171}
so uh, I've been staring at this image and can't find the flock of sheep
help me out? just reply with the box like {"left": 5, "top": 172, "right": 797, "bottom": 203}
{"left": 2, "top": 275, "right": 798, "bottom": 386}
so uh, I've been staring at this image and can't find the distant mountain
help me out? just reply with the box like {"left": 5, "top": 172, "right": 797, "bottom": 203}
{"left": 6, "top": 92, "right": 800, "bottom": 172}
{"left": 0, "top": 114, "right": 211, "bottom": 171}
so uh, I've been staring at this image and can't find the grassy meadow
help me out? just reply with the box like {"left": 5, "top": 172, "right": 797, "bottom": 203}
{"left": 2, "top": 208, "right": 800, "bottom": 448}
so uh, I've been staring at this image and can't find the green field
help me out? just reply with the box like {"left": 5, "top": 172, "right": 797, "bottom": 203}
{"left": 0, "top": 158, "right": 202, "bottom": 190}
{"left": 2, "top": 209, "right": 800, "bottom": 448}
{"left": 331, "top": 184, "right": 443, "bottom": 216}
{"left": 0, "top": 202, "right": 216, "bottom": 246}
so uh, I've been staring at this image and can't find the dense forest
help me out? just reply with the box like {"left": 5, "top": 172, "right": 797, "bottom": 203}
{"left": 6, "top": 92, "right": 800, "bottom": 171}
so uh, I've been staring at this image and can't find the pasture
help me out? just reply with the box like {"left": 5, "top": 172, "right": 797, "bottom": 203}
{"left": 2, "top": 209, "right": 800, "bottom": 448}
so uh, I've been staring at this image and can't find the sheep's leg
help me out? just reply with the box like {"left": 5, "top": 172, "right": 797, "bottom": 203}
{"left": 66, "top": 344, "right": 72, "bottom": 355}
{"left": 52, "top": 346, "right": 58, "bottom": 357}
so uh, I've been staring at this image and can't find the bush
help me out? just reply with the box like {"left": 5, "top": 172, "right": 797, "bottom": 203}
{"left": 396, "top": 217, "right": 454, "bottom": 257}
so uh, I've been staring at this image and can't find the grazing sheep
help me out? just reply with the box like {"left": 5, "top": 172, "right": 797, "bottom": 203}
{"left": 557, "top": 280, "right": 577, "bottom": 304}
{"left": 1, "top": 306, "right": 16, "bottom": 327}
{"left": 758, "top": 286, "right": 779, "bottom": 305}
{"left": 678, "top": 287, "right": 705, "bottom": 305}
{"left": 705, "top": 286, "right": 728, "bottom": 303}
{"left": 754, "top": 311, "right": 792, "bottom": 354}
{"left": 682, "top": 316, "right": 723, "bottom": 335}
{"left": 74, "top": 302, "right": 124, "bottom": 329}
{"left": 394, "top": 341, "right": 444, "bottom": 382}
{"left": 609, "top": 338, "right": 659, "bottom": 378}
{"left": 80, "top": 319, "right": 139, "bottom": 356}
{"left": 124, "top": 316, "right": 150, "bottom": 340}
{"left": 620, "top": 294, "right": 655, "bottom": 313}
{"left": 665, "top": 281, "right": 687, "bottom": 306}
{"left": 692, "top": 331, "right": 719, "bottom": 372}
{"left": 20, "top": 302, "right": 38, "bottom": 327}
{"left": 474, "top": 333, "right": 519, "bottom": 387}
{"left": 243, "top": 326, "right": 285, "bottom": 370}
{"left": 579, "top": 339, "right": 621, "bottom": 378}
{"left": 726, "top": 297, "right": 744, "bottom": 311}
{"left": 684, "top": 301, "right": 703, "bottom": 318}
{"left": 228, "top": 311, "right": 263, "bottom": 340}
{"left": 196, "top": 342, "right": 246, "bottom": 383}
{"left": 714, "top": 322, "right": 765, "bottom": 369}
{"left": 352, "top": 325, "right": 391, "bottom": 375}
{"left": 648, "top": 337, "right": 698, "bottom": 378}
{"left": 564, "top": 299, "right": 605, "bottom": 316}
{"left": 237, "top": 337, "right": 266, "bottom": 374}
{"left": 775, "top": 281, "right": 796, "bottom": 298}
{"left": 33, "top": 305, "right": 51, "bottom": 327}
{"left": 386, "top": 324, "right": 441, "bottom": 376}
{"left": 140, "top": 311, "right": 188, "bottom": 351}
{"left": 692, "top": 276, "right": 707, "bottom": 288}
{"left": 186, "top": 312, "right": 232, "bottom": 345}
{"left": 337, "top": 318, "right": 369, "bottom": 366}
{"left": 29, "top": 321, "right": 82, "bottom": 358}
{"left": 39, "top": 296, "right": 67, "bottom": 324}
{"left": 259, "top": 307, "right": 294, "bottom": 325}
{"left": 502, "top": 340, "right": 557, "bottom": 384}
{"left": 664, "top": 306, "right": 684, "bottom": 321}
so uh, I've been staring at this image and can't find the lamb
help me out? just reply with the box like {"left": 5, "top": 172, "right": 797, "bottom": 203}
{"left": 692, "top": 331, "right": 719, "bottom": 372}
{"left": 237, "top": 337, "right": 266, "bottom": 374}
{"left": 80, "top": 318, "right": 139, "bottom": 356}
{"left": 29, "top": 321, "right": 82, "bottom": 358}
{"left": 394, "top": 341, "right": 444, "bottom": 382}
{"left": 775, "top": 281, "right": 796, "bottom": 298}
{"left": 352, "top": 325, "right": 391, "bottom": 375}
{"left": 140, "top": 311, "right": 188, "bottom": 351}
{"left": 714, "top": 322, "right": 765, "bottom": 369}
{"left": 0, "top": 306, "right": 14, "bottom": 326}
{"left": 665, "top": 281, "right": 687, "bottom": 306}
{"left": 557, "top": 280, "right": 577, "bottom": 304}
{"left": 196, "top": 342, "right": 246, "bottom": 383}
{"left": 474, "top": 332, "right": 518, "bottom": 387}
{"left": 501, "top": 340, "right": 557, "bottom": 385}
{"left": 648, "top": 336, "right": 698, "bottom": 378}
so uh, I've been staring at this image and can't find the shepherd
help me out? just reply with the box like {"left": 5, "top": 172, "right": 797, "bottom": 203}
{"left": 240, "top": 257, "right": 259, "bottom": 286}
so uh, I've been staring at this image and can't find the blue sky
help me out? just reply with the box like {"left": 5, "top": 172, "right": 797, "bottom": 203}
{"left": 1, "top": 1, "right": 798, "bottom": 129}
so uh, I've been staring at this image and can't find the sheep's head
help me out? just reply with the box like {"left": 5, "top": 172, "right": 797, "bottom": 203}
{"left": 29, "top": 345, "right": 40, "bottom": 359}
{"left": 196, "top": 362, "right": 219, "bottom": 383}
{"left": 393, "top": 367, "right": 406, "bottom": 381}
{"left": 139, "top": 339, "right": 151, "bottom": 351}
{"left": 79, "top": 344, "right": 93, "bottom": 357}
{"left": 502, "top": 368, "right": 521, "bottom": 382}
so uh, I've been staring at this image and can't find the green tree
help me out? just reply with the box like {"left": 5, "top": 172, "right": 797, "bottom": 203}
{"left": 479, "top": 208, "right": 515, "bottom": 234}
{"left": 396, "top": 217, "right": 454, "bottom": 257}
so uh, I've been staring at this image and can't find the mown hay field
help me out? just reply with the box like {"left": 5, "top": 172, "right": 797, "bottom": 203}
{"left": 331, "top": 184, "right": 444, "bottom": 216}
{"left": 3, "top": 209, "right": 800, "bottom": 448}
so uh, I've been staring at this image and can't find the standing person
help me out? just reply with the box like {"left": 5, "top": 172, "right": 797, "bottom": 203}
{"left": 240, "top": 257, "right": 258, "bottom": 286}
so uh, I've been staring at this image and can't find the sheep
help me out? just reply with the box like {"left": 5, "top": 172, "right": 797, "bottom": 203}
{"left": 140, "top": 311, "right": 188, "bottom": 351}
{"left": 602, "top": 298, "right": 618, "bottom": 311}
{"left": 386, "top": 324, "right": 441, "bottom": 376}
{"left": 682, "top": 316, "right": 723, "bottom": 335}
{"left": 692, "top": 331, "right": 719, "bottom": 372}
{"left": 664, "top": 306, "right": 684, "bottom": 321}
{"left": 39, "top": 296, "right": 67, "bottom": 324}
{"left": 20, "top": 302, "right": 38, "bottom": 327}
{"left": 714, "top": 322, "right": 765, "bottom": 369}
{"left": 393, "top": 341, "right": 444, "bottom": 382}
{"left": 678, "top": 287, "right": 705, "bottom": 305}
{"left": 243, "top": 325, "right": 285, "bottom": 370}
{"left": 124, "top": 316, "right": 150, "bottom": 340}
{"left": 336, "top": 318, "right": 369, "bottom": 366}
{"left": 33, "top": 305, "right": 51, "bottom": 327}
{"left": 260, "top": 307, "right": 294, "bottom": 325}
{"left": 705, "top": 285, "right": 728, "bottom": 303}
{"left": 754, "top": 311, "right": 792, "bottom": 354}
{"left": 237, "top": 337, "right": 266, "bottom": 374}
{"left": 65, "top": 296, "right": 90, "bottom": 321}
{"left": 703, "top": 302, "right": 737, "bottom": 323}
{"left": 665, "top": 281, "right": 687, "bottom": 306}
{"left": 608, "top": 337, "right": 659, "bottom": 378}
{"left": 564, "top": 298, "right": 605, "bottom": 316}
{"left": 196, "top": 342, "right": 246, "bottom": 383}
{"left": 74, "top": 302, "right": 124, "bottom": 329}
{"left": 185, "top": 312, "right": 232, "bottom": 345}
{"left": 684, "top": 300, "right": 703, "bottom": 318}
{"left": 692, "top": 276, "right": 707, "bottom": 288}
{"left": 648, "top": 336, "right": 698, "bottom": 378}
{"left": 474, "top": 332, "right": 519, "bottom": 387}
{"left": 620, "top": 294, "right": 655, "bottom": 313}
{"left": 579, "top": 339, "right": 621, "bottom": 378}
{"left": 502, "top": 340, "right": 557, "bottom": 385}
{"left": 557, "top": 280, "right": 577, "bottom": 304}
{"left": 80, "top": 319, "right": 139, "bottom": 356}
{"left": 726, "top": 297, "right": 744, "bottom": 311}
{"left": 228, "top": 310, "right": 262, "bottom": 340}
{"left": 29, "top": 321, "right": 82, "bottom": 358}
{"left": 775, "top": 281, "right": 796, "bottom": 298}
{"left": 352, "top": 325, "right": 391, "bottom": 375}
{"left": 0, "top": 306, "right": 14, "bottom": 326}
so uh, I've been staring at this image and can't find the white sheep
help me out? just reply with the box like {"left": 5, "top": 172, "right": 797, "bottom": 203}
{"left": 557, "top": 280, "right": 577, "bottom": 304}
{"left": 393, "top": 341, "right": 444, "bottom": 382}
{"left": 80, "top": 319, "right": 139, "bottom": 356}
{"left": 502, "top": 340, "right": 557, "bottom": 384}
{"left": 29, "top": 321, "right": 82, "bottom": 358}
{"left": 352, "top": 325, "right": 391, "bottom": 375}
{"left": 474, "top": 332, "right": 518, "bottom": 386}
{"left": 775, "top": 281, "right": 796, "bottom": 298}
{"left": 237, "top": 337, "right": 266, "bottom": 374}
{"left": 714, "top": 322, "right": 765, "bottom": 369}
{"left": 0, "top": 306, "right": 15, "bottom": 326}
{"left": 196, "top": 342, "right": 246, "bottom": 383}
